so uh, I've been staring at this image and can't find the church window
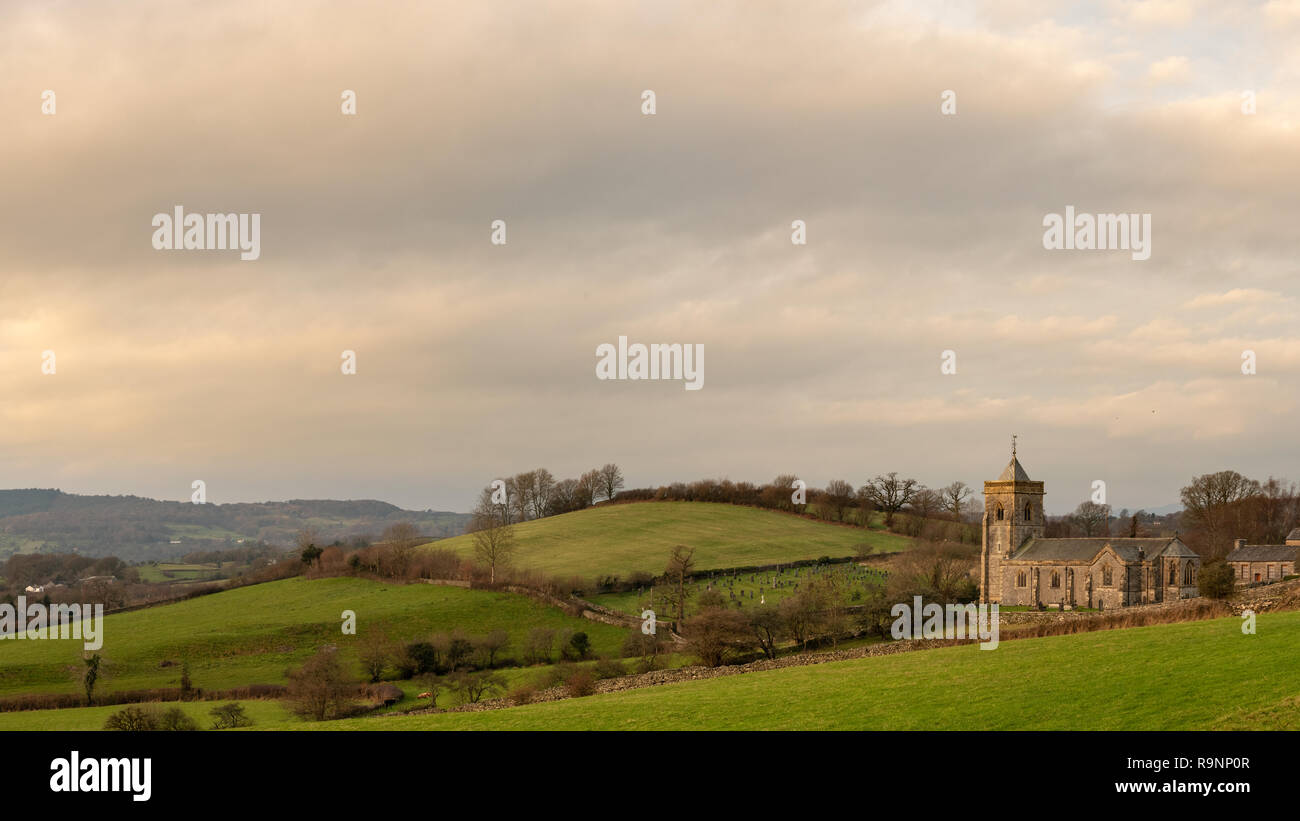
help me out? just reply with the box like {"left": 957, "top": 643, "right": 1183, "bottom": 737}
{"left": 1024, "top": 503, "right": 1031, "bottom": 521}
{"left": 995, "top": 504, "right": 1004, "bottom": 521}
{"left": 1169, "top": 564, "right": 1177, "bottom": 585}
{"left": 1016, "top": 571, "right": 1026, "bottom": 588}
{"left": 1050, "top": 571, "right": 1060, "bottom": 588}
{"left": 1184, "top": 564, "right": 1194, "bottom": 585}
{"left": 1102, "top": 566, "right": 1113, "bottom": 586}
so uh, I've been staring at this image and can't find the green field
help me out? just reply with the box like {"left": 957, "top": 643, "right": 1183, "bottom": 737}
{"left": 589, "top": 561, "right": 890, "bottom": 616}
{"left": 0, "top": 576, "right": 631, "bottom": 697}
{"left": 297, "top": 610, "right": 1300, "bottom": 730}
{"left": 431, "top": 502, "right": 909, "bottom": 579}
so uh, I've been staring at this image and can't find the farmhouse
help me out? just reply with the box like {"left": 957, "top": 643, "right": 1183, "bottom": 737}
{"left": 1225, "top": 532, "right": 1299, "bottom": 585}
{"left": 979, "top": 446, "right": 1201, "bottom": 609}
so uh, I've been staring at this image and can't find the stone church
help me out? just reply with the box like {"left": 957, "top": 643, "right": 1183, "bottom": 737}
{"left": 979, "top": 447, "right": 1201, "bottom": 609}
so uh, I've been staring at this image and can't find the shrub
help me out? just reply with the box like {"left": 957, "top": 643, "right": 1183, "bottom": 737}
{"left": 507, "top": 683, "right": 538, "bottom": 705}
{"left": 565, "top": 669, "right": 596, "bottom": 698}
{"left": 448, "top": 670, "right": 506, "bottom": 704}
{"left": 562, "top": 631, "right": 592, "bottom": 661}
{"left": 158, "top": 707, "right": 198, "bottom": 731}
{"left": 1198, "top": 561, "right": 1236, "bottom": 600}
{"left": 210, "top": 702, "right": 254, "bottom": 729}
{"left": 593, "top": 657, "right": 626, "bottom": 680}
{"left": 104, "top": 705, "right": 158, "bottom": 731}
{"left": 283, "top": 648, "right": 359, "bottom": 722}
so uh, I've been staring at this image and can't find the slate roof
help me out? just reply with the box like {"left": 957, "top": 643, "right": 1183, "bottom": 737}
{"left": 1010, "top": 537, "right": 1190, "bottom": 564}
{"left": 1225, "top": 545, "right": 1299, "bottom": 563}
{"left": 997, "top": 457, "right": 1031, "bottom": 482}
{"left": 1287, "top": 528, "right": 1300, "bottom": 542}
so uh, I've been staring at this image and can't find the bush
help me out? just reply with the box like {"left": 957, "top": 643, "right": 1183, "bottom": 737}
{"left": 565, "top": 669, "right": 596, "bottom": 698}
{"left": 1198, "top": 561, "right": 1236, "bottom": 600}
{"left": 562, "top": 631, "right": 592, "bottom": 661}
{"left": 104, "top": 705, "right": 157, "bottom": 731}
{"left": 507, "top": 683, "right": 538, "bottom": 705}
{"left": 593, "top": 657, "right": 626, "bottom": 680}
{"left": 284, "top": 648, "right": 359, "bottom": 722}
{"left": 210, "top": 702, "right": 254, "bottom": 729}
{"left": 448, "top": 670, "right": 506, "bottom": 704}
{"left": 158, "top": 706, "right": 198, "bottom": 731}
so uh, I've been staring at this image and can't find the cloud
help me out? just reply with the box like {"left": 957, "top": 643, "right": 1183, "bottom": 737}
{"left": 0, "top": 0, "right": 1297, "bottom": 512}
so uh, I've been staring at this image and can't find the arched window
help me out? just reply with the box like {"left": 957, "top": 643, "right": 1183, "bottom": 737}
{"left": 1024, "top": 503, "right": 1032, "bottom": 521}
{"left": 1050, "top": 571, "right": 1060, "bottom": 589}
{"left": 1169, "top": 564, "right": 1177, "bottom": 585}
{"left": 1183, "top": 564, "right": 1194, "bottom": 585}
{"left": 1016, "top": 571, "right": 1026, "bottom": 588}
{"left": 995, "top": 503, "right": 1004, "bottom": 521}
{"left": 1102, "top": 566, "right": 1113, "bottom": 586}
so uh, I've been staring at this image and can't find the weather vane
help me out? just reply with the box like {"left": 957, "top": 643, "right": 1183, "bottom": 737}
{"left": 1012, "top": 434, "right": 1017, "bottom": 460}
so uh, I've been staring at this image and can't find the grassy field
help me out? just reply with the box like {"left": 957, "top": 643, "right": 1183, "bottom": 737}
{"left": 588, "top": 561, "right": 890, "bottom": 615}
{"left": 0, "top": 576, "right": 631, "bottom": 697}
{"left": 430, "top": 502, "right": 910, "bottom": 579}
{"left": 135, "top": 562, "right": 227, "bottom": 584}
{"left": 297, "top": 610, "right": 1300, "bottom": 731}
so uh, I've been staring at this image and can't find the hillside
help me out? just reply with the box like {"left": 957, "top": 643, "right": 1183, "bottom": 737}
{"left": 0, "top": 576, "right": 629, "bottom": 697}
{"left": 431, "top": 501, "right": 910, "bottom": 579}
{"left": 313, "top": 610, "right": 1300, "bottom": 731}
{"left": 0, "top": 489, "right": 471, "bottom": 561}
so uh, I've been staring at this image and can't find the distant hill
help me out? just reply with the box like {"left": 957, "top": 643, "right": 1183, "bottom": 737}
{"left": 432, "top": 500, "right": 911, "bottom": 579}
{"left": 0, "top": 489, "right": 471, "bottom": 561}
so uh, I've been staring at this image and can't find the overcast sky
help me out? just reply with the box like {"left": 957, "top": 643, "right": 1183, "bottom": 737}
{"left": 2, "top": 0, "right": 1298, "bottom": 514}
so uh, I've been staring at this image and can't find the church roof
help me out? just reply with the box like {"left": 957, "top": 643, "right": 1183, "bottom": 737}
{"left": 1010, "top": 537, "right": 1190, "bottom": 563}
{"left": 1287, "top": 528, "right": 1300, "bottom": 542}
{"left": 1226, "top": 544, "right": 1299, "bottom": 563}
{"left": 997, "top": 457, "right": 1031, "bottom": 482}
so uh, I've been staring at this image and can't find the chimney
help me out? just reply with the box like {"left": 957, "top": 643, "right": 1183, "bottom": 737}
{"left": 1233, "top": 539, "right": 1246, "bottom": 552}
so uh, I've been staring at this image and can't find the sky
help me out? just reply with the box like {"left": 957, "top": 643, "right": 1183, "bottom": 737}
{"left": 2, "top": 0, "right": 1298, "bottom": 514}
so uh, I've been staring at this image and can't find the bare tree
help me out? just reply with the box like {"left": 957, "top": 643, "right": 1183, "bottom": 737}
{"left": 576, "top": 470, "right": 601, "bottom": 508}
{"left": 663, "top": 545, "right": 696, "bottom": 631}
{"left": 823, "top": 479, "right": 855, "bottom": 522}
{"left": 285, "top": 647, "right": 358, "bottom": 722}
{"left": 1180, "top": 470, "right": 1260, "bottom": 557}
{"left": 863, "top": 473, "right": 921, "bottom": 527}
{"left": 940, "top": 481, "right": 973, "bottom": 519}
{"left": 1070, "top": 501, "right": 1111, "bottom": 537}
{"left": 529, "top": 468, "right": 555, "bottom": 519}
{"left": 470, "top": 491, "right": 516, "bottom": 584}
{"left": 599, "top": 463, "right": 625, "bottom": 502}
{"left": 380, "top": 521, "right": 422, "bottom": 577}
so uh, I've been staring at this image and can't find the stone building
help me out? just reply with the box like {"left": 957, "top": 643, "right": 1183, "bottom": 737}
{"left": 978, "top": 447, "right": 1201, "bottom": 609}
{"left": 1225, "top": 531, "right": 1299, "bottom": 585}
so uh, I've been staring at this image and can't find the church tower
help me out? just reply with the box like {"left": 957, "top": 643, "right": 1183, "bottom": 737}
{"left": 980, "top": 438, "right": 1045, "bottom": 604}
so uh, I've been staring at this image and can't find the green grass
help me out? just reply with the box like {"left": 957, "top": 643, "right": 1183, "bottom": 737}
{"left": 0, "top": 699, "right": 294, "bottom": 731}
{"left": 588, "top": 562, "right": 889, "bottom": 616}
{"left": 431, "top": 502, "right": 909, "bottom": 579}
{"left": 302, "top": 611, "right": 1300, "bottom": 730}
{"left": 0, "top": 577, "right": 631, "bottom": 697}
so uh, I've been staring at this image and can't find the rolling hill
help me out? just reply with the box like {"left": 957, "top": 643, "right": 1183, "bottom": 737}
{"left": 0, "top": 576, "right": 629, "bottom": 698}
{"left": 430, "top": 501, "right": 911, "bottom": 579}
{"left": 0, "top": 489, "right": 471, "bottom": 561}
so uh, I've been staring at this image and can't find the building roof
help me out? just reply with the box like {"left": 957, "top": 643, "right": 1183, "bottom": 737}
{"left": 1225, "top": 545, "right": 1299, "bottom": 563}
{"left": 1010, "top": 537, "right": 1191, "bottom": 564}
{"left": 997, "top": 457, "right": 1031, "bottom": 482}
{"left": 1287, "top": 528, "right": 1300, "bottom": 542}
